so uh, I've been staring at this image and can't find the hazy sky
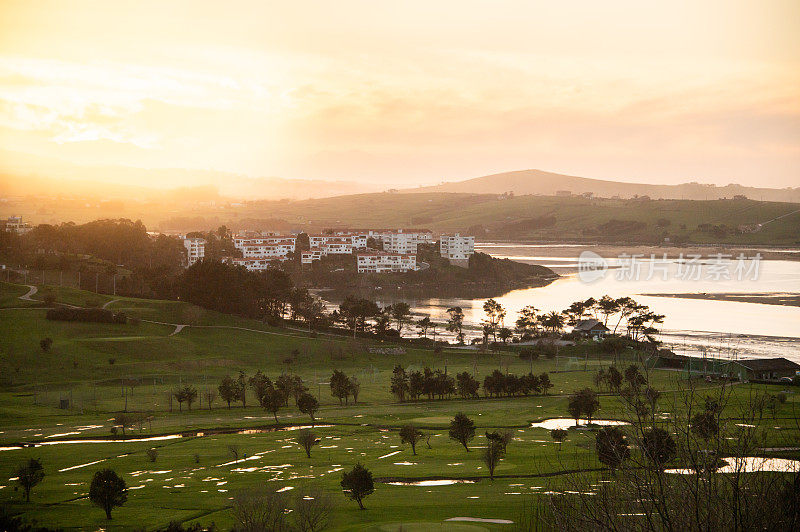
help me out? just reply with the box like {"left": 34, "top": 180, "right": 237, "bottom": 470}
{"left": 1, "top": 0, "right": 799, "bottom": 188}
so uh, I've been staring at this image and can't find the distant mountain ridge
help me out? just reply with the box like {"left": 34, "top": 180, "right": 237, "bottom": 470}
{"left": 407, "top": 169, "right": 800, "bottom": 203}
{"left": 0, "top": 149, "right": 386, "bottom": 200}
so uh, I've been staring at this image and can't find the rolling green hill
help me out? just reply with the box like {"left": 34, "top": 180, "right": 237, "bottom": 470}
{"left": 242, "top": 194, "right": 800, "bottom": 246}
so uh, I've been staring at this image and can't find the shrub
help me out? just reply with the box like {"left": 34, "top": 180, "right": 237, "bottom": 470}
{"left": 146, "top": 448, "right": 158, "bottom": 463}
{"left": 40, "top": 338, "right": 53, "bottom": 352}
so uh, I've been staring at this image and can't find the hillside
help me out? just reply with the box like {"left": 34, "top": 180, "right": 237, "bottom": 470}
{"left": 406, "top": 169, "right": 800, "bottom": 203}
{"left": 243, "top": 193, "right": 800, "bottom": 246}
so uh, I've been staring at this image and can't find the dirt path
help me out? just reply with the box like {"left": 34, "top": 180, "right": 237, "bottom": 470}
{"left": 101, "top": 298, "right": 120, "bottom": 309}
{"left": 19, "top": 285, "right": 38, "bottom": 301}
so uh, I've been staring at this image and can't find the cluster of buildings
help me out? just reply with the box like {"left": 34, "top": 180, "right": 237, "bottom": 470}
{"left": 2, "top": 215, "right": 32, "bottom": 235}
{"left": 182, "top": 228, "right": 475, "bottom": 273}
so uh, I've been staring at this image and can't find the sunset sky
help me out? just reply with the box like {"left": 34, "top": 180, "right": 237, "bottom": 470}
{"left": 0, "top": 0, "right": 798, "bottom": 189}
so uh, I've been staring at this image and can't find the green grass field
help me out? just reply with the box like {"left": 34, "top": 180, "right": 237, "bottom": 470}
{"left": 1, "top": 281, "right": 798, "bottom": 530}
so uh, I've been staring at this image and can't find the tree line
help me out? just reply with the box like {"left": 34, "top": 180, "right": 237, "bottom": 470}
{"left": 390, "top": 365, "right": 553, "bottom": 401}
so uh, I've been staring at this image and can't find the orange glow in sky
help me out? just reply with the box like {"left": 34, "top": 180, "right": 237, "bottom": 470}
{"left": 0, "top": 0, "right": 798, "bottom": 188}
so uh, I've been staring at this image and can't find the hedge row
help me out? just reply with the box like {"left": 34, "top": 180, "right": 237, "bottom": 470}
{"left": 46, "top": 307, "right": 128, "bottom": 324}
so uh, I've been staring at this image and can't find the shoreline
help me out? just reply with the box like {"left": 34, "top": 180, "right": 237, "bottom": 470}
{"left": 475, "top": 243, "right": 800, "bottom": 262}
{"left": 643, "top": 292, "right": 800, "bottom": 308}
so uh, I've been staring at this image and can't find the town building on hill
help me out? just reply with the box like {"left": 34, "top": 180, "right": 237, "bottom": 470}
{"left": 233, "top": 235, "right": 297, "bottom": 251}
{"left": 439, "top": 233, "right": 475, "bottom": 265}
{"left": 227, "top": 256, "right": 289, "bottom": 271}
{"left": 3, "top": 215, "right": 32, "bottom": 235}
{"left": 183, "top": 237, "right": 206, "bottom": 266}
{"left": 357, "top": 251, "right": 417, "bottom": 273}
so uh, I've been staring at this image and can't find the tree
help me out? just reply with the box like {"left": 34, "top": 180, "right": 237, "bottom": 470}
{"left": 483, "top": 440, "right": 505, "bottom": 480}
{"left": 539, "top": 373, "right": 553, "bottom": 395}
{"left": 485, "top": 430, "right": 513, "bottom": 453}
{"left": 237, "top": 371, "right": 248, "bottom": 407}
{"left": 390, "top": 365, "right": 409, "bottom": 402}
{"left": 329, "top": 370, "right": 351, "bottom": 405}
{"left": 541, "top": 311, "right": 566, "bottom": 333}
{"left": 261, "top": 387, "right": 284, "bottom": 423}
{"left": 399, "top": 425, "right": 423, "bottom": 455}
{"left": 390, "top": 302, "right": 412, "bottom": 335}
{"left": 595, "top": 427, "right": 630, "bottom": 470}
{"left": 298, "top": 430, "right": 318, "bottom": 458}
{"left": 515, "top": 305, "right": 539, "bottom": 335}
{"left": 340, "top": 463, "right": 374, "bottom": 510}
{"left": 15, "top": 458, "right": 44, "bottom": 502}
{"left": 349, "top": 376, "right": 361, "bottom": 404}
{"left": 642, "top": 428, "right": 677, "bottom": 470}
{"left": 550, "top": 429, "right": 568, "bottom": 450}
{"left": 204, "top": 389, "right": 216, "bottom": 410}
{"left": 416, "top": 316, "right": 432, "bottom": 338}
{"left": 232, "top": 487, "right": 289, "bottom": 531}
{"left": 691, "top": 411, "right": 719, "bottom": 442}
{"left": 624, "top": 365, "right": 646, "bottom": 390}
{"left": 297, "top": 393, "right": 320, "bottom": 425}
{"left": 456, "top": 371, "right": 480, "bottom": 399}
{"left": 146, "top": 448, "right": 158, "bottom": 463}
{"left": 249, "top": 370, "right": 273, "bottom": 405}
{"left": 498, "top": 327, "right": 513, "bottom": 344}
{"left": 482, "top": 298, "right": 506, "bottom": 341}
{"left": 40, "top": 337, "right": 53, "bottom": 352}
{"left": 89, "top": 468, "right": 127, "bottom": 519}
{"left": 449, "top": 413, "right": 475, "bottom": 452}
{"left": 446, "top": 306, "right": 465, "bottom": 343}
{"left": 339, "top": 296, "right": 380, "bottom": 334}
{"left": 218, "top": 375, "right": 237, "bottom": 409}
{"left": 183, "top": 386, "right": 198, "bottom": 411}
{"left": 567, "top": 388, "right": 601, "bottom": 424}
{"left": 606, "top": 366, "right": 623, "bottom": 391}
{"left": 293, "top": 486, "right": 333, "bottom": 532}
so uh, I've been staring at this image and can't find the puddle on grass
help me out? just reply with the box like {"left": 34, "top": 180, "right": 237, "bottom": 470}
{"left": 377, "top": 450, "right": 403, "bottom": 459}
{"left": 530, "top": 419, "right": 629, "bottom": 430}
{"left": 394, "top": 462, "right": 417, "bottom": 466}
{"left": 29, "top": 435, "right": 183, "bottom": 446}
{"left": 666, "top": 456, "right": 800, "bottom": 475}
{"left": 0, "top": 447, "right": 23, "bottom": 452}
{"left": 276, "top": 486, "right": 294, "bottom": 492}
{"left": 446, "top": 517, "right": 514, "bottom": 524}
{"left": 59, "top": 460, "right": 105, "bottom": 472}
{"left": 386, "top": 479, "right": 476, "bottom": 486}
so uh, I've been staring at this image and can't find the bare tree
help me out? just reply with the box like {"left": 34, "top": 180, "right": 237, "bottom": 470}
{"left": 293, "top": 486, "right": 333, "bottom": 532}
{"left": 231, "top": 488, "right": 290, "bottom": 531}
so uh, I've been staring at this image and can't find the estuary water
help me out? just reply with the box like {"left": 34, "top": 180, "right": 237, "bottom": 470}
{"left": 401, "top": 243, "right": 800, "bottom": 362}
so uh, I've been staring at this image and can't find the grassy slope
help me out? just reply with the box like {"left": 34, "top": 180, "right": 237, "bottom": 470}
{"left": 1, "top": 282, "right": 798, "bottom": 530}
{"left": 243, "top": 194, "right": 800, "bottom": 245}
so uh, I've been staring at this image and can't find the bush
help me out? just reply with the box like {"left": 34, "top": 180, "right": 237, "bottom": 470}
{"left": 46, "top": 307, "right": 127, "bottom": 324}
{"left": 146, "top": 449, "right": 158, "bottom": 463}
{"left": 40, "top": 337, "right": 53, "bottom": 352}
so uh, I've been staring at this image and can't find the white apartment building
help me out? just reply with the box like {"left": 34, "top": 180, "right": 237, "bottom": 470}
{"left": 381, "top": 231, "right": 418, "bottom": 254}
{"left": 3, "top": 216, "right": 32, "bottom": 235}
{"left": 228, "top": 256, "right": 288, "bottom": 271}
{"left": 301, "top": 249, "right": 324, "bottom": 264}
{"left": 357, "top": 251, "right": 417, "bottom": 273}
{"left": 378, "top": 229, "right": 434, "bottom": 254}
{"left": 240, "top": 241, "right": 296, "bottom": 258}
{"left": 308, "top": 234, "right": 367, "bottom": 249}
{"left": 233, "top": 235, "right": 297, "bottom": 251}
{"left": 183, "top": 237, "right": 206, "bottom": 266}
{"left": 440, "top": 234, "right": 475, "bottom": 261}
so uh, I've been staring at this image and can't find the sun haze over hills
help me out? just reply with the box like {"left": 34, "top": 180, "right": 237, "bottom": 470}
{"left": 0, "top": 0, "right": 799, "bottom": 192}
